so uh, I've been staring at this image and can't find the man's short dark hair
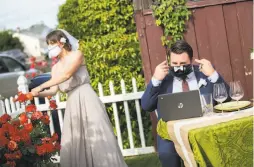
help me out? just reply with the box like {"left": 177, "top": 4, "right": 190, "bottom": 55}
{"left": 170, "top": 40, "right": 193, "bottom": 60}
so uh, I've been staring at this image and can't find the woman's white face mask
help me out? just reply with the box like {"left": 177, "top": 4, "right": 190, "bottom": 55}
{"left": 48, "top": 45, "right": 62, "bottom": 58}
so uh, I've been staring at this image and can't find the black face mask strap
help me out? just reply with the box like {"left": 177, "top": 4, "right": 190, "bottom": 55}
{"left": 184, "top": 64, "right": 193, "bottom": 74}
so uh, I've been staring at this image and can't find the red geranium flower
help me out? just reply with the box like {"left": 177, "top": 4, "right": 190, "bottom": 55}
{"left": 54, "top": 142, "right": 61, "bottom": 151}
{"left": 51, "top": 133, "right": 58, "bottom": 142}
{"left": 41, "top": 114, "right": 50, "bottom": 125}
{"left": 41, "top": 61, "right": 48, "bottom": 67}
{"left": 19, "top": 113, "right": 28, "bottom": 125}
{"left": 8, "top": 140, "right": 18, "bottom": 151}
{"left": 29, "top": 56, "right": 36, "bottom": 63}
{"left": 1, "top": 88, "right": 61, "bottom": 165}
{"left": 0, "top": 136, "right": 9, "bottom": 147}
{"left": 25, "top": 104, "right": 36, "bottom": 113}
{"left": 49, "top": 100, "right": 57, "bottom": 109}
{"left": 41, "top": 137, "right": 51, "bottom": 144}
{"left": 24, "top": 123, "right": 33, "bottom": 133}
{"left": 31, "top": 72, "right": 36, "bottom": 78}
{"left": 44, "top": 143, "right": 55, "bottom": 153}
{"left": 15, "top": 150, "right": 22, "bottom": 159}
{"left": 36, "top": 61, "right": 42, "bottom": 66}
{"left": 1, "top": 122, "right": 11, "bottom": 133}
{"left": 11, "top": 120, "right": 20, "bottom": 127}
{"left": 13, "top": 92, "right": 27, "bottom": 103}
{"left": 4, "top": 150, "right": 22, "bottom": 160}
{"left": 31, "top": 111, "right": 43, "bottom": 120}
{"left": 25, "top": 74, "right": 30, "bottom": 78}
{"left": 36, "top": 145, "right": 47, "bottom": 156}
{"left": 19, "top": 129, "right": 31, "bottom": 144}
{"left": 10, "top": 135, "right": 21, "bottom": 142}
{"left": 26, "top": 93, "right": 34, "bottom": 101}
{"left": 30, "top": 63, "right": 35, "bottom": 69}
{"left": 8, "top": 124, "right": 19, "bottom": 137}
{"left": 4, "top": 153, "right": 11, "bottom": 160}
{"left": 36, "top": 143, "right": 55, "bottom": 156}
{"left": 0, "top": 128, "right": 4, "bottom": 136}
{"left": 6, "top": 161, "right": 16, "bottom": 167}
{"left": 0, "top": 114, "right": 11, "bottom": 124}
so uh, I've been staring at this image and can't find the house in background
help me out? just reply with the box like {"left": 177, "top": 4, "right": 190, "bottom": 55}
{"left": 13, "top": 23, "right": 52, "bottom": 58}
{"left": 13, "top": 33, "right": 41, "bottom": 57}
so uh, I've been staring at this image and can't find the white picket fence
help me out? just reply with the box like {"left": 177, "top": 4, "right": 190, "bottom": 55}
{"left": 0, "top": 74, "right": 155, "bottom": 163}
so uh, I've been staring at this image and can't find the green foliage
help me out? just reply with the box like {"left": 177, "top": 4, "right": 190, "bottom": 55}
{"left": 0, "top": 31, "right": 24, "bottom": 52}
{"left": 59, "top": 91, "right": 67, "bottom": 102}
{"left": 125, "top": 153, "right": 161, "bottom": 167}
{"left": 58, "top": 0, "right": 153, "bottom": 148}
{"left": 157, "top": 119, "right": 170, "bottom": 140}
{"left": 152, "top": 0, "right": 191, "bottom": 48}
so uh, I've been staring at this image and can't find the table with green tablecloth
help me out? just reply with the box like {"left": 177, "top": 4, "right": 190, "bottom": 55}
{"left": 157, "top": 108, "right": 253, "bottom": 167}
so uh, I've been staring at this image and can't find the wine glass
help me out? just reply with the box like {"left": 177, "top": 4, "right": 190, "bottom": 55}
{"left": 229, "top": 81, "right": 244, "bottom": 110}
{"left": 213, "top": 83, "right": 228, "bottom": 114}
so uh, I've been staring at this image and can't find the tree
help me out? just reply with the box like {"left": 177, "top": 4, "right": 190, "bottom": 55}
{"left": 58, "top": 0, "right": 153, "bottom": 148}
{"left": 0, "top": 31, "right": 24, "bottom": 52}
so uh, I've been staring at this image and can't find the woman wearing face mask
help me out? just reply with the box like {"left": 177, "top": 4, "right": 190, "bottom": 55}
{"left": 31, "top": 30, "right": 128, "bottom": 167}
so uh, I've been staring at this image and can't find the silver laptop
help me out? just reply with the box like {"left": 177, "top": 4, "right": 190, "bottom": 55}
{"left": 158, "top": 90, "right": 203, "bottom": 122}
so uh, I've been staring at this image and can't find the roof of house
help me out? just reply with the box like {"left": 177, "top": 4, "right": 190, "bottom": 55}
{"left": 19, "top": 23, "right": 52, "bottom": 39}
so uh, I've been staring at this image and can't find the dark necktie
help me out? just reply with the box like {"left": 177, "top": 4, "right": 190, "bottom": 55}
{"left": 182, "top": 79, "right": 189, "bottom": 92}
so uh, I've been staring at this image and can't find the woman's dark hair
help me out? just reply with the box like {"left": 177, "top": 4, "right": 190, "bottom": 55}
{"left": 169, "top": 40, "right": 193, "bottom": 60}
{"left": 46, "top": 30, "right": 72, "bottom": 51}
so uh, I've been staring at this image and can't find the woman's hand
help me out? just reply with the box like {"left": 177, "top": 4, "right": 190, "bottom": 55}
{"left": 30, "top": 91, "right": 39, "bottom": 97}
{"left": 31, "top": 86, "right": 42, "bottom": 96}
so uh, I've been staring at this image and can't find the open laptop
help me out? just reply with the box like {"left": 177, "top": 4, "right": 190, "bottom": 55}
{"left": 158, "top": 90, "right": 203, "bottom": 122}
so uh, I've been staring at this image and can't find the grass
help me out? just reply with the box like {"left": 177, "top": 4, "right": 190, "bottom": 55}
{"left": 51, "top": 153, "right": 161, "bottom": 167}
{"left": 125, "top": 153, "right": 161, "bottom": 167}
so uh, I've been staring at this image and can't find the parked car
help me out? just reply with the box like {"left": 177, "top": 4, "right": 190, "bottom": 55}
{"left": 28, "top": 73, "right": 51, "bottom": 91}
{"left": 0, "top": 55, "right": 41, "bottom": 98}
{"left": 0, "top": 49, "right": 27, "bottom": 64}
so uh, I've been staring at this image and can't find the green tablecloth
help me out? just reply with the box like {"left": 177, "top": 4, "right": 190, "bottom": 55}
{"left": 189, "top": 116, "right": 253, "bottom": 167}
{"left": 157, "top": 115, "right": 253, "bottom": 167}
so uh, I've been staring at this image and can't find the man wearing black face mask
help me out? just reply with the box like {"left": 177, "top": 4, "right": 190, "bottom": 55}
{"left": 141, "top": 40, "right": 230, "bottom": 167}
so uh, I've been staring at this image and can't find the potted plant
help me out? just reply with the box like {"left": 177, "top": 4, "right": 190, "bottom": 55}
{"left": 0, "top": 92, "right": 60, "bottom": 167}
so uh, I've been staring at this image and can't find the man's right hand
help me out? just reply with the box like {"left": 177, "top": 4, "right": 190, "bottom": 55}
{"left": 153, "top": 61, "right": 169, "bottom": 81}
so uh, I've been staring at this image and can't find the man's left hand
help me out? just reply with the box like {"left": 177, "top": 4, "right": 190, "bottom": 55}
{"left": 195, "top": 59, "right": 215, "bottom": 77}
